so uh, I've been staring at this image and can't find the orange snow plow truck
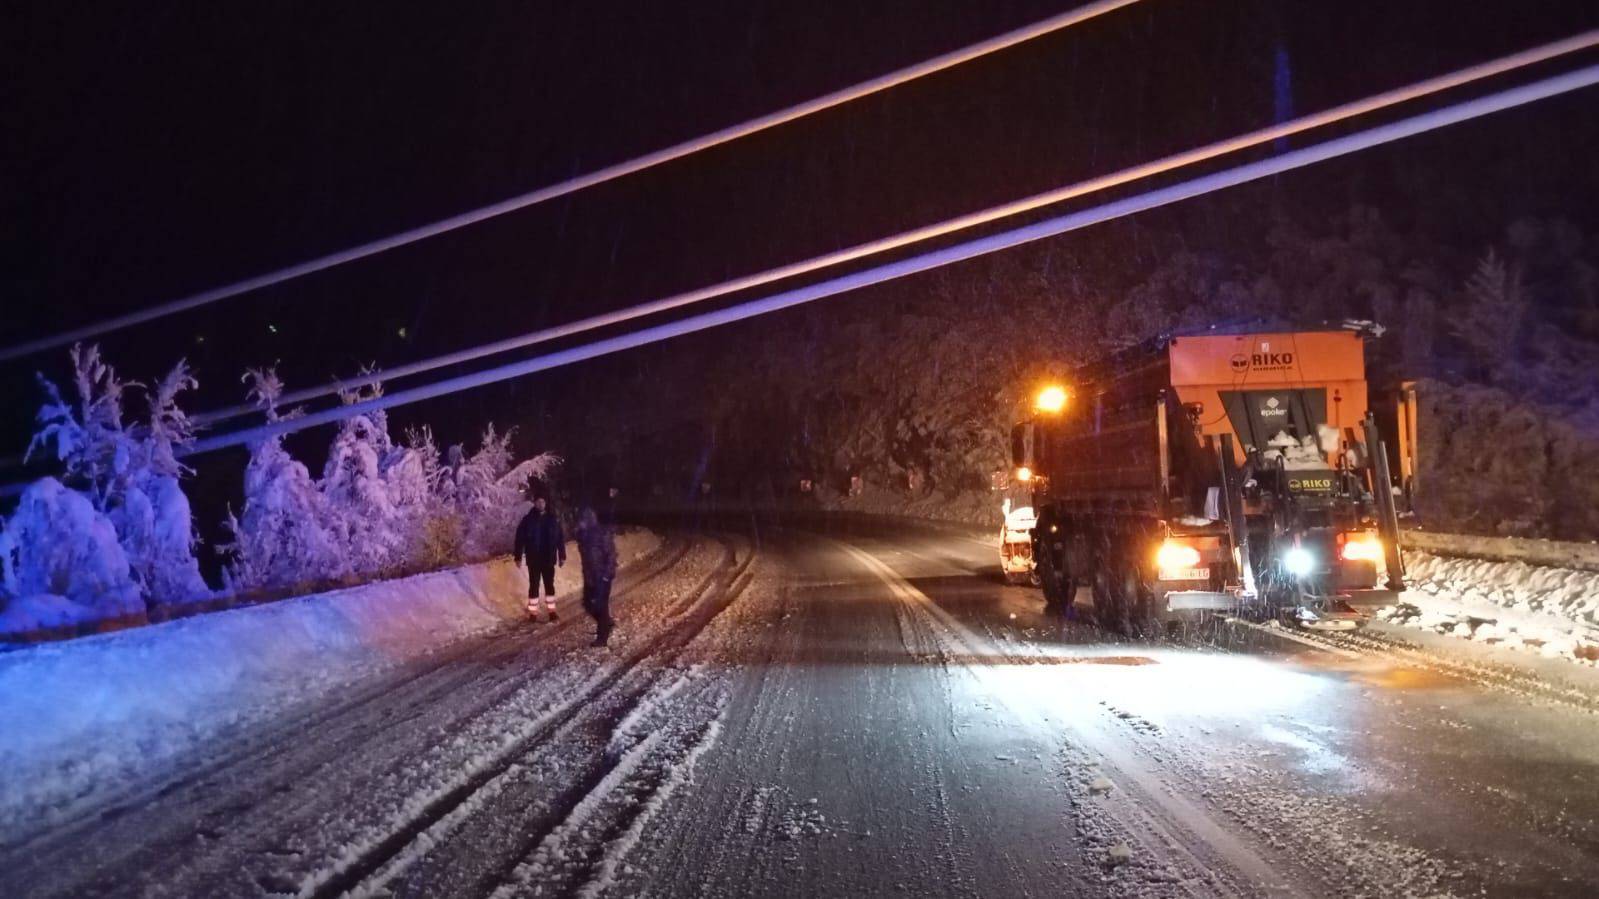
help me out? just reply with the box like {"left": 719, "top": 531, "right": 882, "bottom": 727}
{"left": 1010, "top": 326, "right": 1414, "bottom": 630}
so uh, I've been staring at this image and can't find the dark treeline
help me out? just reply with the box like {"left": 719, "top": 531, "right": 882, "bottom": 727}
{"left": 549, "top": 164, "right": 1599, "bottom": 540}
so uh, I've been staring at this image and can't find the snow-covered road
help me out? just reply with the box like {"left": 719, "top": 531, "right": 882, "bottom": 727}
{"left": 6, "top": 522, "right": 1599, "bottom": 897}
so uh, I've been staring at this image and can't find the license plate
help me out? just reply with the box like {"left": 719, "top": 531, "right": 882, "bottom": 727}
{"left": 1162, "top": 567, "right": 1210, "bottom": 581}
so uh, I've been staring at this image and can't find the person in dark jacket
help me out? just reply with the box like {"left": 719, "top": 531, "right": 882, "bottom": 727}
{"left": 513, "top": 496, "right": 566, "bottom": 621}
{"left": 574, "top": 506, "right": 618, "bottom": 646}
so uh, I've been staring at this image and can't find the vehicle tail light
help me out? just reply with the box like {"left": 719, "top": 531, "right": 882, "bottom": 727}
{"left": 1339, "top": 531, "right": 1383, "bottom": 562}
{"left": 1157, "top": 534, "right": 1202, "bottom": 575}
{"left": 1156, "top": 539, "right": 1202, "bottom": 573}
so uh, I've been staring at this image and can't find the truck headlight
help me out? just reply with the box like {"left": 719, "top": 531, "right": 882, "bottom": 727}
{"left": 1283, "top": 546, "right": 1316, "bottom": 578}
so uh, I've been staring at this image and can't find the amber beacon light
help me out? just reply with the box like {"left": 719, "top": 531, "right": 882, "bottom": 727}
{"left": 1033, "top": 385, "right": 1068, "bottom": 413}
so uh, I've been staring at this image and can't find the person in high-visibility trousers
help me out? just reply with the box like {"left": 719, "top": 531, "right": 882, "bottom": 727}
{"left": 513, "top": 495, "right": 566, "bottom": 621}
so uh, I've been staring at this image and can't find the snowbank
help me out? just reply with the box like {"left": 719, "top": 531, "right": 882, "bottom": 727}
{"left": 1401, "top": 529, "right": 1599, "bottom": 572}
{"left": 1376, "top": 550, "right": 1599, "bottom": 666}
{"left": 0, "top": 529, "right": 659, "bottom": 840}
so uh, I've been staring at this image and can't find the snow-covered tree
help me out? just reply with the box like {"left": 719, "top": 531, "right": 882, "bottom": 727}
{"left": 0, "top": 478, "right": 144, "bottom": 632}
{"left": 26, "top": 344, "right": 134, "bottom": 509}
{"left": 450, "top": 424, "right": 514, "bottom": 515}
{"left": 24, "top": 346, "right": 209, "bottom": 607}
{"left": 381, "top": 428, "right": 441, "bottom": 568}
{"left": 224, "top": 368, "right": 559, "bottom": 587}
{"left": 446, "top": 424, "right": 559, "bottom": 556}
{"left": 221, "top": 368, "right": 347, "bottom": 591}
{"left": 109, "top": 360, "right": 211, "bottom": 605}
{"left": 402, "top": 426, "right": 464, "bottom": 569}
{"left": 316, "top": 371, "right": 460, "bottom": 577}
{"left": 318, "top": 379, "right": 407, "bottom": 577}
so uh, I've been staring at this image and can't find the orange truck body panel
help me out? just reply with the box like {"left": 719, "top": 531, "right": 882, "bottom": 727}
{"left": 1166, "top": 331, "right": 1369, "bottom": 465}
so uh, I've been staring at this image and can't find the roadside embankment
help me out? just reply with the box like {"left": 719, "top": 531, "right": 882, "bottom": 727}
{"left": 1401, "top": 528, "right": 1599, "bottom": 572}
{"left": 0, "top": 529, "right": 660, "bottom": 840}
{"left": 1380, "top": 546, "right": 1599, "bottom": 667}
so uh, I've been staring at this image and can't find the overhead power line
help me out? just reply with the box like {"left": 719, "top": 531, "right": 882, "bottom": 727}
{"left": 168, "top": 63, "right": 1599, "bottom": 460}
{"left": 0, "top": 0, "right": 1143, "bottom": 364}
{"left": 183, "top": 28, "right": 1599, "bottom": 429}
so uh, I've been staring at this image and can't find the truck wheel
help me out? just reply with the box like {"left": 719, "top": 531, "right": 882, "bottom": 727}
{"left": 1119, "top": 561, "right": 1159, "bottom": 636}
{"left": 1097, "top": 552, "right": 1155, "bottom": 636}
{"left": 1036, "top": 527, "right": 1072, "bottom": 612}
{"left": 1089, "top": 556, "right": 1120, "bottom": 626}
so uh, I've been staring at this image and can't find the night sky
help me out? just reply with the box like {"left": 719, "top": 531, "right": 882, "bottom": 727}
{"left": 8, "top": 0, "right": 1599, "bottom": 469}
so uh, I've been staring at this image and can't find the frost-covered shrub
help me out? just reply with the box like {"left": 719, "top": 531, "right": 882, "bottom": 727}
{"left": 23, "top": 346, "right": 209, "bottom": 608}
{"left": 319, "top": 379, "right": 410, "bottom": 578}
{"left": 224, "top": 440, "right": 347, "bottom": 590}
{"left": 445, "top": 425, "right": 559, "bottom": 557}
{"left": 113, "top": 475, "right": 210, "bottom": 605}
{"left": 222, "top": 368, "right": 348, "bottom": 592}
{"left": 413, "top": 513, "right": 466, "bottom": 571}
{"left": 111, "top": 362, "right": 210, "bottom": 605}
{"left": 223, "top": 369, "right": 558, "bottom": 588}
{"left": 27, "top": 344, "right": 133, "bottom": 509}
{"left": 0, "top": 478, "right": 143, "bottom": 630}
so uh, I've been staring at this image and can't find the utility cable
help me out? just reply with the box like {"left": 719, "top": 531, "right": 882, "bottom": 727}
{"left": 164, "top": 63, "right": 1599, "bottom": 460}
{"left": 181, "top": 27, "right": 1599, "bottom": 428}
{"left": 0, "top": 0, "right": 1142, "bottom": 363}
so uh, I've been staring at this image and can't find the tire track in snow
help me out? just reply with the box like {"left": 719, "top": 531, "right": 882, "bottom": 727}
{"left": 644, "top": 574, "right": 811, "bottom": 895}
{"left": 235, "top": 539, "right": 730, "bottom": 897}
{"left": 598, "top": 535, "right": 967, "bottom": 897}
{"left": 315, "top": 537, "right": 758, "bottom": 898}
{"left": 86, "top": 538, "right": 723, "bottom": 898}
{"left": 487, "top": 697, "right": 730, "bottom": 898}
{"left": 1085, "top": 702, "right": 1468, "bottom": 898}
{"left": 866, "top": 534, "right": 1587, "bottom": 895}
{"left": 2, "top": 536, "right": 700, "bottom": 899}
{"left": 576, "top": 716, "right": 726, "bottom": 899}
{"left": 3, "top": 536, "right": 694, "bottom": 866}
{"left": 874, "top": 550, "right": 984, "bottom": 897}
{"left": 457, "top": 539, "right": 779, "bottom": 899}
